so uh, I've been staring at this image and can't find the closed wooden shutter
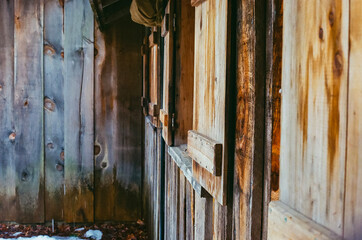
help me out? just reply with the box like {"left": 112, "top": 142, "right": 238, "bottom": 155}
{"left": 188, "top": 0, "right": 229, "bottom": 205}
{"left": 267, "top": 1, "right": 358, "bottom": 239}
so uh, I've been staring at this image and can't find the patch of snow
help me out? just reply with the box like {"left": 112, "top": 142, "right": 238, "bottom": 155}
{"left": 74, "top": 227, "right": 85, "bottom": 232}
{"left": 0, "top": 236, "right": 82, "bottom": 240}
{"left": 84, "top": 230, "right": 102, "bottom": 240}
{"left": 12, "top": 232, "right": 23, "bottom": 237}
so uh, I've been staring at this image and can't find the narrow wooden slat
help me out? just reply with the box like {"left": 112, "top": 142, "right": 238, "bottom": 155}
{"left": 143, "top": 118, "right": 158, "bottom": 239}
{"left": 161, "top": 0, "right": 174, "bottom": 146}
{"left": 188, "top": 130, "right": 222, "bottom": 176}
{"left": 263, "top": 0, "right": 283, "bottom": 238}
{"left": 279, "top": 0, "right": 348, "bottom": 234}
{"left": 185, "top": 181, "right": 195, "bottom": 240}
{"left": 194, "top": 193, "right": 213, "bottom": 240}
{"left": 344, "top": 0, "right": 362, "bottom": 238}
{"left": 268, "top": 201, "right": 341, "bottom": 240}
{"left": 173, "top": 0, "right": 195, "bottom": 146}
{"left": 64, "top": 0, "right": 94, "bottom": 222}
{"left": 179, "top": 172, "right": 186, "bottom": 240}
{"left": 141, "top": 36, "right": 149, "bottom": 116}
{"left": 0, "top": 0, "right": 16, "bottom": 221}
{"left": 148, "top": 29, "right": 161, "bottom": 127}
{"left": 44, "top": 0, "right": 65, "bottom": 221}
{"left": 14, "top": 0, "right": 45, "bottom": 223}
{"left": 94, "top": 17, "right": 143, "bottom": 222}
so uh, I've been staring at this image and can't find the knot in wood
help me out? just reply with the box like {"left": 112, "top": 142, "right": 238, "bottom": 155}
{"left": 9, "top": 132, "right": 16, "bottom": 141}
{"left": 44, "top": 97, "right": 56, "bottom": 112}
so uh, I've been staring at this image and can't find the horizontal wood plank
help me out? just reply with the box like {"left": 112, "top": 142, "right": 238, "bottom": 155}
{"left": 268, "top": 201, "right": 341, "bottom": 240}
{"left": 187, "top": 130, "right": 222, "bottom": 176}
{"left": 168, "top": 145, "right": 208, "bottom": 197}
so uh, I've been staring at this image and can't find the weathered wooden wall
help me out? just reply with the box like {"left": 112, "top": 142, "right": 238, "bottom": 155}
{"left": 142, "top": 0, "right": 270, "bottom": 239}
{"left": 0, "top": 0, "right": 143, "bottom": 223}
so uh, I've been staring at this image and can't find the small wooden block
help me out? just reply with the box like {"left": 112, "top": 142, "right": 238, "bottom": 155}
{"left": 149, "top": 31, "right": 158, "bottom": 47}
{"left": 187, "top": 130, "right": 222, "bottom": 176}
{"left": 161, "top": 14, "right": 169, "bottom": 37}
{"left": 268, "top": 201, "right": 342, "bottom": 240}
{"left": 148, "top": 102, "right": 159, "bottom": 117}
{"left": 191, "top": 0, "right": 207, "bottom": 7}
{"left": 160, "top": 109, "right": 168, "bottom": 127}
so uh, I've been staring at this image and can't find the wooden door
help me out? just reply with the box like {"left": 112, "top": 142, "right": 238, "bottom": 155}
{"left": 267, "top": 1, "right": 362, "bottom": 239}
{"left": 160, "top": 0, "right": 175, "bottom": 146}
{"left": 188, "top": 0, "right": 230, "bottom": 206}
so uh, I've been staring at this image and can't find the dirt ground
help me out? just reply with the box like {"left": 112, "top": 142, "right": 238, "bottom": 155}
{"left": 0, "top": 221, "right": 148, "bottom": 240}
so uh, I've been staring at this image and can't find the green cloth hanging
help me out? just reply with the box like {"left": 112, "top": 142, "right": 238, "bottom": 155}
{"left": 130, "top": 0, "right": 167, "bottom": 26}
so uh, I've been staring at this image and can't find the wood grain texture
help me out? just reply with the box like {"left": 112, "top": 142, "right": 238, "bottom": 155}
{"left": 94, "top": 17, "right": 143, "bottom": 221}
{"left": 194, "top": 193, "right": 213, "bottom": 240}
{"left": 173, "top": 0, "right": 195, "bottom": 146}
{"left": 44, "top": 0, "right": 65, "bottom": 221}
{"left": 185, "top": 180, "right": 195, "bottom": 240}
{"left": 168, "top": 145, "right": 207, "bottom": 196}
{"left": 344, "top": 0, "right": 362, "bottom": 238}
{"left": 161, "top": 0, "right": 174, "bottom": 146}
{"left": 143, "top": 117, "right": 161, "bottom": 240}
{"left": 232, "top": 0, "right": 266, "bottom": 239}
{"left": 268, "top": 201, "right": 341, "bottom": 240}
{"left": 187, "top": 130, "right": 222, "bottom": 176}
{"left": 148, "top": 29, "right": 161, "bottom": 127}
{"left": 64, "top": 0, "right": 94, "bottom": 223}
{"left": 279, "top": 0, "right": 348, "bottom": 234}
{"left": 263, "top": 0, "right": 283, "bottom": 238}
{"left": 14, "top": 0, "right": 45, "bottom": 223}
{"left": 142, "top": 36, "right": 150, "bottom": 116}
{"left": 192, "top": 0, "right": 229, "bottom": 206}
{"left": 0, "top": 0, "right": 16, "bottom": 221}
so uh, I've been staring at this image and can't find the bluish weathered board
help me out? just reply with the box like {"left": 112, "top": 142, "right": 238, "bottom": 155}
{"left": 64, "top": 0, "right": 94, "bottom": 223}
{"left": 0, "top": 0, "right": 16, "bottom": 221}
{"left": 14, "top": 0, "right": 45, "bottom": 223}
{"left": 44, "top": 0, "right": 65, "bottom": 221}
{"left": 94, "top": 17, "right": 143, "bottom": 221}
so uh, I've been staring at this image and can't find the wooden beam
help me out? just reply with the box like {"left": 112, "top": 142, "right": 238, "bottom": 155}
{"left": 268, "top": 201, "right": 341, "bottom": 240}
{"left": 187, "top": 130, "right": 222, "bottom": 176}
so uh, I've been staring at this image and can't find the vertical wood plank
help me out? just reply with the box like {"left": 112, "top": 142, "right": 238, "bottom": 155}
{"left": 232, "top": 0, "right": 266, "bottom": 239}
{"left": 263, "top": 0, "right": 283, "bottom": 238}
{"left": 344, "top": 0, "right": 362, "bottom": 238}
{"left": 44, "top": 0, "right": 65, "bottom": 221}
{"left": 0, "top": 0, "right": 16, "bottom": 221}
{"left": 194, "top": 193, "right": 213, "bottom": 240}
{"left": 14, "top": 0, "right": 45, "bottom": 223}
{"left": 279, "top": 0, "right": 348, "bottom": 234}
{"left": 161, "top": 1, "right": 174, "bottom": 146}
{"left": 143, "top": 118, "right": 157, "bottom": 239}
{"left": 64, "top": 0, "right": 94, "bottom": 223}
{"left": 173, "top": 0, "right": 195, "bottom": 146}
{"left": 94, "top": 17, "right": 143, "bottom": 222}
{"left": 179, "top": 172, "right": 186, "bottom": 240}
{"left": 185, "top": 181, "right": 195, "bottom": 240}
